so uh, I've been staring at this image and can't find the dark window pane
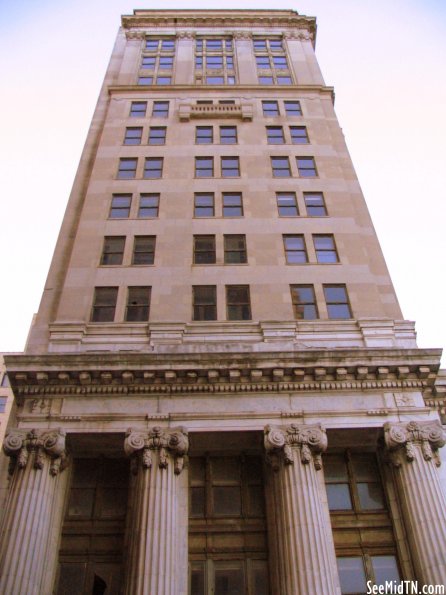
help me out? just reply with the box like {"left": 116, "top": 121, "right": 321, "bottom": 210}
{"left": 326, "top": 484, "right": 353, "bottom": 510}
{"left": 190, "top": 487, "right": 205, "bottom": 517}
{"left": 337, "top": 558, "right": 367, "bottom": 594}
{"left": 91, "top": 288, "right": 118, "bottom": 322}
{"left": 125, "top": 287, "right": 151, "bottom": 322}
{"left": 138, "top": 194, "right": 159, "bottom": 218}
{"left": 357, "top": 483, "right": 385, "bottom": 510}
{"left": 190, "top": 564, "right": 205, "bottom": 595}
{"left": 214, "top": 564, "right": 244, "bottom": 595}
{"left": 130, "top": 101, "right": 147, "bottom": 117}
{"left": 213, "top": 486, "right": 241, "bottom": 515}
{"left": 372, "top": 556, "right": 401, "bottom": 586}
{"left": 193, "top": 286, "right": 217, "bottom": 321}
{"left": 133, "top": 237, "right": 155, "bottom": 265}
{"left": 262, "top": 101, "right": 279, "bottom": 116}
{"left": 110, "top": 195, "right": 131, "bottom": 218}
{"left": 57, "top": 563, "right": 87, "bottom": 595}
{"left": 148, "top": 127, "right": 166, "bottom": 145}
{"left": 101, "top": 237, "right": 125, "bottom": 265}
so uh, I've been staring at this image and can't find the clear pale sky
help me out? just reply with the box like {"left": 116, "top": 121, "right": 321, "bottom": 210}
{"left": 1, "top": 0, "right": 445, "bottom": 362}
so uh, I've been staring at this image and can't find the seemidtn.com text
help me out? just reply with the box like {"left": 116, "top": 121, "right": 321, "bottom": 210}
{"left": 367, "top": 581, "right": 445, "bottom": 595}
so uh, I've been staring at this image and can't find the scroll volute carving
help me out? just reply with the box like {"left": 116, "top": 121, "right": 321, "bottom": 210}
{"left": 125, "top": 426, "right": 189, "bottom": 475}
{"left": 264, "top": 423, "right": 327, "bottom": 471}
{"left": 384, "top": 420, "right": 446, "bottom": 467}
{"left": 3, "top": 428, "right": 67, "bottom": 476}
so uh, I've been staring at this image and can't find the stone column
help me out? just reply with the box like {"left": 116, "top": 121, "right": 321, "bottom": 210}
{"left": 264, "top": 423, "right": 339, "bottom": 595}
{"left": 384, "top": 420, "right": 446, "bottom": 585}
{"left": 0, "top": 428, "right": 68, "bottom": 595}
{"left": 123, "top": 426, "right": 189, "bottom": 595}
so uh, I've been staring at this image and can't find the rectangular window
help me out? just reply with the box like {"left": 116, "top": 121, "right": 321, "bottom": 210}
{"left": 109, "top": 194, "right": 131, "bottom": 218}
{"left": 269, "top": 39, "right": 283, "bottom": 51}
{"left": 161, "top": 39, "right": 175, "bottom": 51}
{"left": 0, "top": 397, "right": 6, "bottom": 412}
{"left": 91, "top": 287, "right": 118, "bottom": 322}
{"left": 221, "top": 156, "right": 240, "bottom": 177}
{"left": 145, "top": 39, "right": 159, "bottom": 51}
{"left": 141, "top": 56, "right": 156, "bottom": 69}
{"left": 337, "top": 555, "right": 400, "bottom": 595}
{"left": 130, "top": 101, "right": 147, "bottom": 117}
{"left": 284, "top": 100, "right": 302, "bottom": 116}
{"left": 148, "top": 127, "right": 166, "bottom": 145}
{"left": 283, "top": 235, "right": 308, "bottom": 263}
{"left": 277, "top": 76, "right": 292, "bottom": 85}
{"left": 262, "top": 101, "right": 279, "bottom": 116}
{"left": 313, "top": 235, "right": 338, "bottom": 263}
{"left": 304, "top": 192, "right": 327, "bottom": 216}
{"left": 290, "top": 126, "right": 309, "bottom": 144}
{"left": 226, "top": 285, "right": 251, "bottom": 320}
{"left": 156, "top": 76, "right": 171, "bottom": 85}
{"left": 259, "top": 76, "right": 273, "bottom": 85}
{"left": 224, "top": 235, "right": 247, "bottom": 264}
{"left": 124, "top": 127, "right": 142, "bottom": 145}
{"left": 152, "top": 101, "right": 169, "bottom": 117}
{"left": 266, "top": 126, "right": 285, "bottom": 144}
{"left": 290, "top": 285, "right": 318, "bottom": 320}
{"left": 194, "top": 193, "right": 214, "bottom": 217}
{"left": 271, "top": 157, "right": 291, "bottom": 177}
{"left": 196, "top": 126, "right": 213, "bottom": 144}
{"left": 138, "top": 76, "right": 153, "bottom": 85}
{"left": 195, "top": 56, "right": 203, "bottom": 69}
{"left": 132, "top": 236, "right": 156, "bottom": 265}
{"left": 159, "top": 56, "right": 173, "bottom": 69}
{"left": 194, "top": 235, "right": 216, "bottom": 264}
{"left": 100, "top": 236, "right": 125, "bottom": 266}
{"left": 144, "top": 157, "right": 163, "bottom": 179}
{"left": 125, "top": 287, "right": 151, "bottom": 322}
{"left": 117, "top": 158, "right": 137, "bottom": 179}
{"left": 296, "top": 156, "right": 317, "bottom": 177}
{"left": 138, "top": 194, "right": 159, "bottom": 218}
{"left": 206, "top": 76, "right": 224, "bottom": 84}
{"left": 219, "top": 126, "right": 237, "bottom": 144}
{"left": 195, "top": 157, "right": 214, "bottom": 177}
{"left": 222, "top": 193, "right": 243, "bottom": 217}
{"left": 193, "top": 286, "right": 217, "bottom": 321}
{"left": 277, "top": 192, "right": 298, "bottom": 216}
{"left": 272, "top": 56, "right": 288, "bottom": 68}
{"left": 256, "top": 56, "right": 271, "bottom": 68}
{"left": 323, "top": 285, "right": 352, "bottom": 319}
{"left": 206, "top": 55, "right": 223, "bottom": 68}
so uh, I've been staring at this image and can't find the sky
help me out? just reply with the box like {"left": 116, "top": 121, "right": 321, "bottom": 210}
{"left": 0, "top": 0, "right": 445, "bottom": 363}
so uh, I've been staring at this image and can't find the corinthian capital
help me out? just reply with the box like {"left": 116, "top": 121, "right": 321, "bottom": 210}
{"left": 3, "top": 428, "right": 67, "bottom": 475}
{"left": 125, "top": 426, "right": 189, "bottom": 474}
{"left": 384, "top": 420, "right": 446, "bottom": 467}
{"left": 264, "top": 423, "right": 327, "bottom": 471}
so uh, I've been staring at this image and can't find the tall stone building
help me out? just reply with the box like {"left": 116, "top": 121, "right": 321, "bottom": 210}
{"left": 1, "top": 9, "right": 445, "bottom": 595}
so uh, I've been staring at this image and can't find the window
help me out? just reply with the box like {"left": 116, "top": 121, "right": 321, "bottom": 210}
{"left": 0, "top": 397, "right": 6, "bottom": 412}
{"left": 195, "top": 37, "right": 235, "bottom": 85}
{"left": 109, "top": 194, "right": 131, "bottom": 218}
{"left": 255, "top": 39, "right": 290, "bottom": 84}
{"left": 266, "top": 126, "right": 285, "bottom": 144}
{"left": 145, "top": 38, "right": 175, "bottom": 52}
{"left": 1, "top": 374, "right": 10, "bottom": 388}
{"left": 277, "top": 76, "right": 292, "bottom": 85}
{"left": 206, "top": 76, "right": 224, "bottom": 84}
{"left": 193, "top": 235, "right": 216, "bottom": 264}
{"left": 159, "top": 56, "right": 173, "bottom": 69}
{"left": 148, "top": 127, "right": 166, "bottom": 145}
{"left": 152, "top": 101, "right": 169, "bottom": 117}
{"left": 283, "top": 235, "right": 308, "bottom": 263}
{"left": 256, "top": 56, "right": 270, "bottom": 68}
{"left": 290, "top": 285, "right": 318, "bottom": 319}
{"left": 195, "top": 157, "right": 214, "bottom": 177}
{"left": 141, "top": 56, "right": 155, "bottom": 69}
{"left": 337, "top": 555, "right": 401, "bottom": 595}
{"left": 161, "top": 39, "right": 175, "bottom": 51}
{"left": 323, "top": 285, "right": 352, "bottom": 319}
{"left": 156, "top": 76, "right": 171, "bottom": 85}
{"left": 100, "top": 236, "right": 125, "bottom": 266}
{"left": 91, "top": 287, "right": 118, "bottom": 322}
{"left": 262, "top": 101, "right": 279, "bottom": 116}
{"left": 221, "top": 156, "right": 240, "bottom": 177}
{"left": 284, "top": 100, "right": 302, "bottom": 116}
{"left": 276, "top": 192, "right": 298, "bottom": 216}
{"left": 130, "top": 101, "right": 147, "bottom": 117}
{"left": 224, "top": 235, "right": 247, "bottom": 264}
{"left": 304, "top": 192, "right": 327, "bottom": 216}
{"left": 206, "top": 55, "right": 223, "bottom": 68}
{"left": 117, "top": 158, "right": 137, "bottom": 179}
{"left": 223, "top": 193, "right": 243, "bottom": 217}
{"left": 296, "top": 156, "right": 317, "bottom": 177}
{"left": 125, "top": 287, "right": 151, "bottom": 322}
{"left": 313, "top": 235, "right": 338, "bottom": 263}
{"left": 138, "top": 76, "right": 153, "bottom": 85}
{"left": 193, "top": 286, "right": 217, "bottom": 321}
{"left": 259, "top": 76, "right": 273, "bottom": 85}
{"left": 132, "top": 236, "right": 156, "bottom": 265}
{"left": 325, "top": 452, "right": 386, "bottom": 512}
{"left": 226, "top": 285, "right": 251, "bottom": 320}
{"left": 196, "top": 126, "right": 213, "bottom": 144}
{"left": 271, "top": 157, "right": 291, "bottom": 177}
{"left": 138, "top": 194, "right": 159, "bottom": 218}
{"left": 124, "top": 127, "right": 142, "bottom": 145}
{"left": 290, "top": 126, "right": 309, "bottom": 144}
{"left": 143, "top": 157, "right": 163, "bottom": 179}
{"left": 219, "top": 126, "right": 237, "bottom": 144}
{"left": 194, "top": 193, "right": 214, "bottom": 217}
{"left": 272, "top": 55, "right": 288, "bottom": 68}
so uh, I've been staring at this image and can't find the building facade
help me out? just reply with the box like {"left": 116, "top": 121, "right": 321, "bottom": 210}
{"left": 1, "top": 9, "right": 446, "bottom": 595}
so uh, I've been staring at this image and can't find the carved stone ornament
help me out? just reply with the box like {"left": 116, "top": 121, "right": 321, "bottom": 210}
{"left": 233, "top": 31, "right": 252, "bottom": 40}
{"left": 3, "top": 428, "right": 67, "bottom": 476}
{"left": 264, "top": 423, "right": 327, "bottom": 471}
{"left": 384, "top": 420, "right": 446, "bottom": 467}
{"left": 125, "top": 30, "right": 146, "bottom": 40}
{"left": 176, "top": 31, "right": 195, "bottom": 39}
{"left": 124, "top": 426, "right": 189, "bottom": 475}
{"left": 283, "top": 30, "right": 313, "bottom": 41}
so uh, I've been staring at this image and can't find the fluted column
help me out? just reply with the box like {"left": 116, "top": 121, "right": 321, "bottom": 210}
{"left": 123, "top": 426, "right": 189, "bottom": 595}
{"left": 0, "top": 428, "right": 68, "bottom": 595}
{"left": 264, "top": 423, "right": 339, "bottom": 595}
{"left": 384, "top": 420, "right": 446, "bottom": 585}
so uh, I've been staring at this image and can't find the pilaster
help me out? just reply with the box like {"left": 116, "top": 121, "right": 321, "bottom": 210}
{"left": 123, "top": 426, "right": 189, "bottom": 595}
{"left": 264, "top": 423, "right": 339, "bottom": 595}
{"left": 384, "top": 420, "right": 446, "bottom": 585}
{"left": 0, "top": 428, "right": 68, "bottom": 595}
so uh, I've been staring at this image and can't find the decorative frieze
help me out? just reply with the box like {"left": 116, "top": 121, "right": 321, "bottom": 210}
{"left": 233, "top": 31, "right": 252, "bottom": 40}
{"left": 384, "top": 420, "right": 445, "bottom": 467}
{"left": 264, "top": 423, "right": 327, "bottom": 470}
{"left": 124, "top": 426, "right": 189, "bottom": 475}
{"left": 3, "top": 428, "right": 67, "bottom": 476}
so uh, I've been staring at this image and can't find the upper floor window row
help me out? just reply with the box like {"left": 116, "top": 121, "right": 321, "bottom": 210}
{"left": 145, "top": 38, "right": 175, "bottom": 52}
{"left": 195, "top": 126, "right": 237, "bottom": 144}
{"left": 109, "top": 193, "right": 159, "bottom": 219}
{"left": 196, "top": 38, "right": 233, "bottom": 52}
{"left": 262, "top": 100, "right": 302, "bottom": 117}
{"left": 129, "top": 101, "right": 169, "bottom": 118}
{"left": 253, "top": 38, "right": 284, "bottom": 52}
{"left": 266, "top": 126, "right": 309, "bottom": 145}
{"left": 271, "top": 156, "right": 318, "bottom": 178}
{"left": 117, "top": 157, "right": 163, "bottom": 179}
{"left": 141, "top": 56, "right": 173, "bottom": 71}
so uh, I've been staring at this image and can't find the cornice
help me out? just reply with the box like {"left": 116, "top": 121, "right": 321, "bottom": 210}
{"left": 107, "top": 84, "right": 334, "bottom": 97}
